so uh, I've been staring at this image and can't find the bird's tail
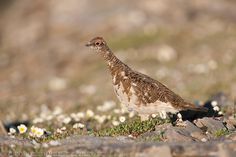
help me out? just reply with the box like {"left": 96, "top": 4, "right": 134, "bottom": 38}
{"left": 183, "top": 102, "right": 208, "bottom": 112}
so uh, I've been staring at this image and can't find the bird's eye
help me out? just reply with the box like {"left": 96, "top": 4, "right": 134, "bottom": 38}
{"left": 95, "top": 42, "right": 100, "bottom": 46}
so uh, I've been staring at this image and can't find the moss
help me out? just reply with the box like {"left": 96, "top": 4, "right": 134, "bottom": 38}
{"left": 96, "top": 117, "right": 169, "bottom": 137}
{"left": 214, "top": 129, "right": 230, "bottom": 138}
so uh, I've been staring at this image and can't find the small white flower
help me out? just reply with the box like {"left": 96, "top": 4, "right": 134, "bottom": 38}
{"left": 95, "top": 115, "right": 106, "bottom": 124}
{"left": 17, "top": 124, "right": 27, "bottom": 134}
{"left": 48, "top": 77, "right": 67, "bottom": 91}
{"left": 30, "top": 126, "right": 37, "bottom": 136}
{"left": 218, "top": 111, "right": 223, "bottom": 115}
{"left": 213, "top": 106, "right": 220, "bottom": 111}
{"left": 157, "top": 45, "right": 177, "bottom": 62}
{"left": 56, "top": 128, "right": 63, "bottom": 134}
{"left": 10, "top": 144, "right": 15, "bottom": 148}
{"left": 112, "top": 120, "right": 120, "bottom": 126}
{"left": 46, "top": 115, "right": 54, "bottom": 121}
{"left": 151, "top": 114, "right": 157, "bottom": 118}
{"left": 129, "top": 111, "right": 135, "bottom": 118}
{"left": 97, "top": 101, "right": 116, "bottom": 112}
{"left": 119, "top": 116, "right": 126, "bottom": 123}
{"left": 77, "top": 112, "right": 85, "bottom": 119}
{"left": 63, "top": 117, "right": 71, "bottom": 124}
{"left": 201, "top": 138, "right": 207, "bottom": 142}
{"left": 107, "top": 115, "right": 112, "bottom": 120}
{"left": 80, "top": 85, "right": 96, "bottom": 95}
{"left": 121, "top": 108, "right": 127, "bottom": 114}
{"left": 128, "top": 134, "right": 134, "bottom": 138}
{"left": 35, "top": 128, "right": 44, "bottom": 138}
{"left": 49, "top": 140, "right": 60, "bottom": 146}
{"left": 9, "top": 128, "right": 16, "bottom": 134}
{"left": 57, "top": 114, "right": 66, "bottom": 122}
{"left": 73, "top": 123, "right": 85, "bottom": 129}
{"left": 70, "top": 113, "right": 80, "bottom": 121}
{"left": 70, "top": 113, "right": 77, "bottom": 118}
{"left": 32, "top": 117, "right": 44, "bottom": 124}
{"left": 60, "top": 127, "right": 66, "bottom": 131}
{"left": 30, "top": 126, "right": 45, "bottom": 138}
{"left": 86, "top": 109, "right": 94, "bottom": 118}
{"left": 113, "top": 109, "right": 121, "bottom": 114}
{"left": 52, "top": 107, "right": 62, "bottom": 115}
{"left": 211, "top": 101, "right": 218, "bottom": 107}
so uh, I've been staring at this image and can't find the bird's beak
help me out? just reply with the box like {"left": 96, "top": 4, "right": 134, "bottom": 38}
{"left": 85, "top": 42, "right": 92, "bottom": 47}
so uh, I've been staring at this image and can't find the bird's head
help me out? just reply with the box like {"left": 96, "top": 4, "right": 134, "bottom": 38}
{"left": 85, "top": 37, "right": 108, "bottom": 52}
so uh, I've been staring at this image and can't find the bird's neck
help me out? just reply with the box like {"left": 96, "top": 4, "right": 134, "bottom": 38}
{"left": 100, "top": 49, "right": 128, "bottom": 73}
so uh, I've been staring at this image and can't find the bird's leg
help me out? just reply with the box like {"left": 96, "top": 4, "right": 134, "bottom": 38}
{"left": 139, "top": 114, "right": 149, "bottom": 121}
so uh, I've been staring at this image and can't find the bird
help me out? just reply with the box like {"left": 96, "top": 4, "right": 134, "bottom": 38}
{"left": 85, "top": 37, "right": 208, "bottom": 121}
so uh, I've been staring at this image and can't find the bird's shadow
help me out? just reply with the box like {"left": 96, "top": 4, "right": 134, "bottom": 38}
{"left": 170, "top": 100, "right": 221, "bottom": 122}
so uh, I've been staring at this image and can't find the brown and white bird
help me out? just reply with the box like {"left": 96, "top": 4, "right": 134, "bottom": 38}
{"left": 86, "top": 37, "right": 208, "bottom": 121}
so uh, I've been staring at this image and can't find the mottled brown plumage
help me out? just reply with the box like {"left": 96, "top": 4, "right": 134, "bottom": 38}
{"left": 86, "top": 37, "right": 207, "bottom": 120}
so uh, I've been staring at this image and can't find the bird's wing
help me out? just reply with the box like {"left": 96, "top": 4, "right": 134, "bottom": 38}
{"left": 129, "top": 71, "right": 208, "bottom": 112}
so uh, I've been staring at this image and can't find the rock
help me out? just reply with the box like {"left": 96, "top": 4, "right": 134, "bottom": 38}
{"left": 225, "top": 120, "right": 235, "bottom": 131}
{"left": 0, "top": 136, "right": 33, "bottom": 147}
{"left": 226, "top": 133, "right": 236, "bottom": 141}
{"left": 185, "top": 121, "right": 207, "bottom": 140}
{"left": 164, "top": 127, "right": 195, "bottom": 142}
{"left": 194, "top": 117, "right": 227, "bottom": 134}
{"left": 0, "top": 121, "right": 7, "bottom": 135}
{"left": 1, "top": 135, "right": 236, "bottom": 156}
{"left": 136, "top": 145, "right": 172, "bottom": 157}
{"left": 218, "top": 143, "right": 234, "bottom": 157}
{"left": 155, "top": 123, "right": 172, "bottom": 132}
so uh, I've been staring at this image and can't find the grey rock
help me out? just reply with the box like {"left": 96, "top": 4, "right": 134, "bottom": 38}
{"left": 194, "top": 117, "right": 227, "bottom": 134}
{"left": 0, "top": 136, "right": 33, "bottom": 147}
{"left": 1, "top": 135, "right": 236, "bottom": 156}
{"left": 136, "top": 145, "right": 172, "bottom": 157}
{"left": 185, "top": 121, "right": 207, "bottom": 140}
{"left": 164, "top": 127, "right": 195, "bottom": 142}
{"left": 185, "top": 120, "right": 202, "bottom": 133}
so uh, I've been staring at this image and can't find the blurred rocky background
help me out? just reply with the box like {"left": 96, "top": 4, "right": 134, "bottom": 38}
{"left": 0, "top": 0, "right": 236, "bottom": 128}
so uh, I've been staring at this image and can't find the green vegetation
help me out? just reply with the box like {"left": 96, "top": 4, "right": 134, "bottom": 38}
{"left": 214, "top": 129, "right": 230, "bottom": 138}
{"left": 96, "top": 117, "right": 169, "bottom": 136}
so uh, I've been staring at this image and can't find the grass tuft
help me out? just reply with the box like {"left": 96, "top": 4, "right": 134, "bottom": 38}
{"left": 96, "top": 117, "right": 169, "bottom": 137}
